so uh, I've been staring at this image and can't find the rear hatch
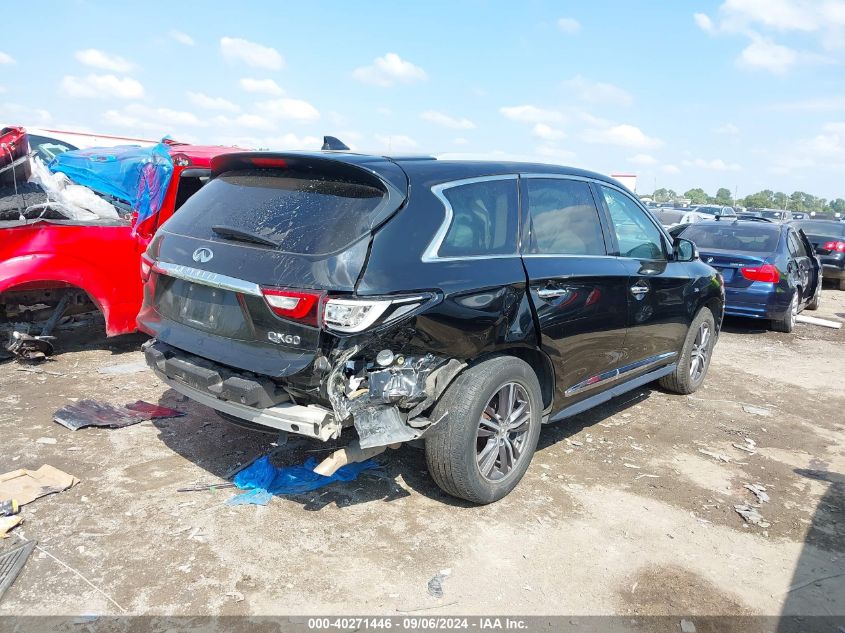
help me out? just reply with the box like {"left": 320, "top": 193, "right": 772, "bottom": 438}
{"left": 140, "top": 153, "right": 408, "bottom": 377}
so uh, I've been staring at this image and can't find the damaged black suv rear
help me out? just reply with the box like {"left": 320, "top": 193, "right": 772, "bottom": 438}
{"left": 138, "top": 151, "right": 724, "bottom": 504}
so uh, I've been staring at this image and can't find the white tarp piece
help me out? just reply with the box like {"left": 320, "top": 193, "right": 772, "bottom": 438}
{"left": 28, "top": 157, "right": 118, "bottom": 221}
{"left": 795, "top": 315, "right": 842, "bottom": 329}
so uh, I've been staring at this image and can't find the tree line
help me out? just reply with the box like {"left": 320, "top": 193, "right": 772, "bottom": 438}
{"left": 649, "top": 187, "right": 845, "bottom": 218}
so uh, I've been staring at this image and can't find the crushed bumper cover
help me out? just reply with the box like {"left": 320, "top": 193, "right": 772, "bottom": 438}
{"left": 143, "top": 339, "right": 340, "bottom": 441}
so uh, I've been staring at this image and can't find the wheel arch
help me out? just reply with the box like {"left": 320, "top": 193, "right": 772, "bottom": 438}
{"left": 467, "top": 345, "right": 556, "bottom": 412}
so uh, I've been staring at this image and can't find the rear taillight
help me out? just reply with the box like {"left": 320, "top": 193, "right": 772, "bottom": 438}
{"left": 740, "top": 264, "right": 780, "bottom": 283}
{"left": 822, "top": 240, "right": 845, "bottom": 252}
{"left": 140, "top": 254, "right": 154, "bottom": 282}
{"left": 261, "top": 288, "right": 324, "bottom": 326}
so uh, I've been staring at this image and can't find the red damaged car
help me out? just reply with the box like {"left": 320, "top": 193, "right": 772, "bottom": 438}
{"left": 0, "top": 137, "right": 242, "bottom": 356}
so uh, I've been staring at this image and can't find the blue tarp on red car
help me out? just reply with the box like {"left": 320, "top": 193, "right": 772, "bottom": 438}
{"left": 49, "top": 143, "right": 173, "bottom": 227}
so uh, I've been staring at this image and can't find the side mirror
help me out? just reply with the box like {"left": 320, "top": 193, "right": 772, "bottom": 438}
{"left": 674, "top": 237, "right": 698, "bottom": 262}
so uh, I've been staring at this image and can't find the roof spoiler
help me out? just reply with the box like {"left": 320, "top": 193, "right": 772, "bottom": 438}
{"left": 321, "top": 136, "right": 350, "bottom": 151}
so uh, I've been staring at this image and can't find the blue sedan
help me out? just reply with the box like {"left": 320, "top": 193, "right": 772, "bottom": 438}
{"left": 675, "top": 219, "right": 822, "bottom": 332}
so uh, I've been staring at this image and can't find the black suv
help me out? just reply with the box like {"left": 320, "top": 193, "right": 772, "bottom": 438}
{"left": 138, "top": 152, "right": 724, "bottom": 504}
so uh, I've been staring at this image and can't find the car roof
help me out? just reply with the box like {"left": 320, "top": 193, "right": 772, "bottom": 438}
{"left": 689, "top": 219, "right": 783, "bottom": 231}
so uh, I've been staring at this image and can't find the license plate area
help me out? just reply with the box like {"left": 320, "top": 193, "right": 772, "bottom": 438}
{"left": 716, "top": 267, "right": 735, "bottom": 282}
{"left": 155, "top": 276, "right": 252, "bottom": 339}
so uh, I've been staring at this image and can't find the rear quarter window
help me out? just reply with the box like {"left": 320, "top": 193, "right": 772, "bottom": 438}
{"left": 436, "top": 178, "right": 518, "bottom": 258}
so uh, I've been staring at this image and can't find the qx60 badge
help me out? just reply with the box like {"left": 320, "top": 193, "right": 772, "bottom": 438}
{"left": 192, "top": 247, "right": 214, "bottom": 263}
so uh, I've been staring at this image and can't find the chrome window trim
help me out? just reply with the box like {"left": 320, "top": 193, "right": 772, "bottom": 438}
{"left": 422, "top": 174, "right": 519, "bottom": 263}
{"left": 564, "top": 351, "right": 677, "bottom": 397}
{"left": 153, "top": 262, "right": 263, "bottom": 296}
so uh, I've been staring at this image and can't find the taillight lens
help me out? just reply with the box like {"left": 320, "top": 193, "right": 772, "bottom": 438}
{"left": 140, "top": 254, "right": 154, "bottom": 282}
{"left": 822, "top": 240, "right": 845, "bottom": 252}
{"left": 323, "top": 294, "right": 431, "bottom": 333}
{"left": 261, "top": 288, "right": 324, "bottom": 326}
{"left": 740, "top": 264, "right": 780, "bottom": 283}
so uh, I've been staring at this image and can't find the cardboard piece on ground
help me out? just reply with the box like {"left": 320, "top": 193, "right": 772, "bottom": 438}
{"left": 0, "top": 465, "right": 79, "bottom": 506}
{"left": 0, "top": 515, "right": 22, "bottom": 538}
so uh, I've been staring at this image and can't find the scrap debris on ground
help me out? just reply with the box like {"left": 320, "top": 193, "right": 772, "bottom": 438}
{"left": 53, "top": 399, "right": 184, "bottom": 431}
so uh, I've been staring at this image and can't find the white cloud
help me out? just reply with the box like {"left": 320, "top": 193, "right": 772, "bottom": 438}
{"left": 694, "top": 12, "right": 715, "bottom": 33}
{"left": 257, "top": 98, "right": 320, "bottom": 121}
{"left": 74, "top": 49, "right": 134, "bottom": 73}
{"left": 377, "top": 107, "right": 392, "bottom": 116}
{"left": 0, "top": 51, "right": 15, "bottom": 65}
{"left": 170, "top": 30, "right": 195, "bottom": 46}
{"left": 557, "top": 17, "right": 582, "bottom": 34}
{"left": 532, "top": 123, "right": 567, "bottom": 141}
{"left": 681, "top": 158, "right": 742, "bottom": 171}
{"left": 715, "top": 122, "right": 740, "bottom": 135}
{"left": 581, "top": 124, "right": 663, "bottom": 149}
{"left": 220, "top": 37, "right": 284, "bottom": 70}
{"left": 453, "top": 137, "right": 469, "bottom": 145}
{"left": 239, "top": 78, "right": 284, "bottom": 95}
{"left": 662, "top": 164, "right": 681, "bottom": 175}
{"left": 736, "top": 33, "right": 798, "bottom": 73}
{"left": 104, "top": 104, "right": 203, "bottom": 134}
{"left": 352, "top": 53, "right": 427, "bottom": 87}
{"left": 60, "top": 74, "right": 145, "bottom": 99}
{"left": 214, "top": 113, "right": 277, "bottom": 131}
{"left": 186, "top": 91, "right": 239, "bottom": 112}
{"left": 0, "top": 102, "right": 52, "bottom": 126}
{"left": 420, "top": 110, "right": 475, "bottom": 129}
{"left": 628, "top": 153, "right": 659, "bottom": 166}
{"left": 535, "top": 146, "right": 576, "bottom": 162}
{"left": 564, "top": 75, "right": 633, "bottom": 106}
{"left": 499, "top": 105, "right": 563, "bottom": 123}
{"left": 374, "top": 134, "right": 418, "bottom": 151}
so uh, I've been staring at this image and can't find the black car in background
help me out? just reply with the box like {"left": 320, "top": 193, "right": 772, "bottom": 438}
{"left": 675, "top": 219, "right": 821, "bottom": 332}
{"left": 792, "top": 220, "right": 845, "bottom": 290}
{"left": 138, "top": 152, "right": 724, "bottom": 503}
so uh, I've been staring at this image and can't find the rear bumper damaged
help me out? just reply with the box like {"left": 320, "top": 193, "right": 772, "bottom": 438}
{"left": 143, "top": 339, "right": 464, "bottom": 449}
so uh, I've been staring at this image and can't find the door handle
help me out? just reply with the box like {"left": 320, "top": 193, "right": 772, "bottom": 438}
{"left": 630, "top": 283, "right": 649, "bottom": 298}
{"left": 537, "top": 287, "right": 569, "bottom": 299}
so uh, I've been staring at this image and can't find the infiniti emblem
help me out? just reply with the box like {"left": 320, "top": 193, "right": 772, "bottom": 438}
{"left": 192, "top": 247, "right": 213, "bottom": 263}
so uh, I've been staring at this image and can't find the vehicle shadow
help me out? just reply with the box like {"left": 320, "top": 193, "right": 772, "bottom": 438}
{"left": 720, "top": 316, "right": 771, "bottom": 335}
{"left": 777, "top": 461, "right": 844, "bottom": 631}
{"left": 151, "top": 388, "right": 416, "bottom": 511}
{"left": 152, "top": 386, "right": 656, "bottom": 510}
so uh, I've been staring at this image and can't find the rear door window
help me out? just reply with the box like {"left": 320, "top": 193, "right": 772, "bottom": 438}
{"left": 437, "top": 177, "right": 518, "bottom": 257}
{"left": 524, "top": 178, "right": 606, "bottom": 255}
{"left": 601, "top": 186, "right": 666, "bottom": 260}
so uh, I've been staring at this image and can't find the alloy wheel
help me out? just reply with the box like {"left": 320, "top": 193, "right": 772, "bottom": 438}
{"left": 689, "top": 322, "right": 711, "bottom": 383}
{"left": 476, "top": 382, "right": 532, "bottom": 481}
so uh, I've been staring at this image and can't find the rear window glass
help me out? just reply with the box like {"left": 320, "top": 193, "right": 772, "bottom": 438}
{"left": 438, "top": 178, "right": 518, "bottom": 257}
{"left": 793, "top": 221, "right": 845, "bottom": 238}
{"left": 680, "top": 224, "right": 780, "bottom": 253}
{"left": 163, "top": 169, "right": 387, "bottom": 255}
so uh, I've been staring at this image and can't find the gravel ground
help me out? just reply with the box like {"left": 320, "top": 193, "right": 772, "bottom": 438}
{"left": 0, "top": 288, "right": 842, "bottom": 619}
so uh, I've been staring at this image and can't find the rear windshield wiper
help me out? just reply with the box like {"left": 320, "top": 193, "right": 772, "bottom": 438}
{"left": 211, "top": 224, "right": 279, "bottom": 248}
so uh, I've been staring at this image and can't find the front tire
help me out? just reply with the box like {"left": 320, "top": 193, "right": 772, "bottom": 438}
{"left": 425, "top": 356, "right": 543, "bottom": 504}
{"left": 659, "top": 307, "right": 716, "bottom": 395}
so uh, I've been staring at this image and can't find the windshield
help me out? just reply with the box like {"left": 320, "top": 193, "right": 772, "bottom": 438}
{"left": 761, "top": 210, "right": 785, "bottom": 220}
{"left": 163, "top": 169, "right": 388, "bottom": 256}
{"left": 680, "top": 223, "right": 780, "bottom": 253}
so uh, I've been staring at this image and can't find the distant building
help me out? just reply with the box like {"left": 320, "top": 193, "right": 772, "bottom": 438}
{"left": 611, "top": 173, "right": 637, "bottom": 192}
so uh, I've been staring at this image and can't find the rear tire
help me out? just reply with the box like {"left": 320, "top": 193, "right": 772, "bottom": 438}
{"left": 659, "top": 307, "right": 716, "bottom": 395}
{"left": 425, "top": 356, "right": 542, "bottom": 505}
{"left": 771, "top": 292, "right": 798, "bottom": 333}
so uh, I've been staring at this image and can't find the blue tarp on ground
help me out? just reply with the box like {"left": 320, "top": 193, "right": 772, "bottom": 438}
{"left": 227, "top": 456, "right": 379, "bottom": 505}
{"left": 49, "top": 143, "right": 173, "bottom": 227}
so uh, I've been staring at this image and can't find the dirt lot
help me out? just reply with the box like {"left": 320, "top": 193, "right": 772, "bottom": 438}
{"left": 1, "top": 289, "right": 843, "bottom": 619}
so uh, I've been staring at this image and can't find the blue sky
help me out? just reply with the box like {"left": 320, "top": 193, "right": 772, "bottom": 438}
{"left": 2, "top": 0, "right": 845, "bottom": 199}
